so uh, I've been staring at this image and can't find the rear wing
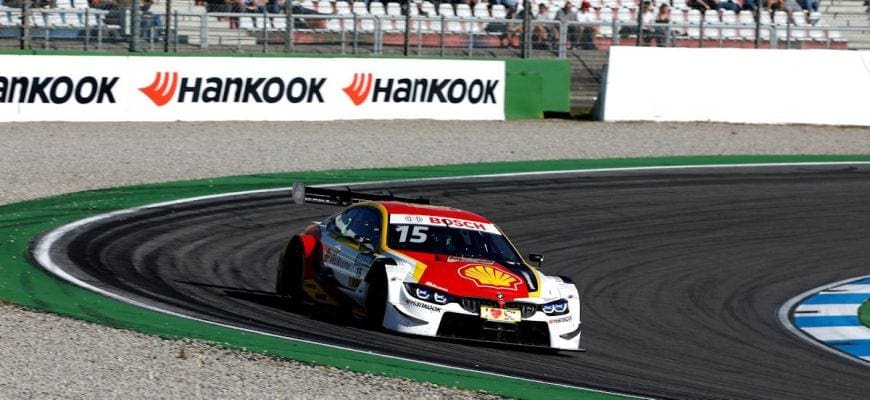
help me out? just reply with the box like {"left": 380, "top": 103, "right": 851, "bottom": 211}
{"left": 291, "top": 182, "right": 430, "bottom": 206}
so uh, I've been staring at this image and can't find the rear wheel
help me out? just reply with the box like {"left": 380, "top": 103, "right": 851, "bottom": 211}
{"left": 276, "top": 240, "right": 305, "bottom": 306}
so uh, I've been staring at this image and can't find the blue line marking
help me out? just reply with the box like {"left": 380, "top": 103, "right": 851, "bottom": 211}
{"left": 802, "top": 293, "right": 870, "bottom": 305}
{"left": 851, "top": 278, "right": 870, "bottom": 285}
{"left": 794, "top": 316, "right": 863, "bottom": 328}
{"left": 826, "top": 340, "right": 870, "bottom": 357}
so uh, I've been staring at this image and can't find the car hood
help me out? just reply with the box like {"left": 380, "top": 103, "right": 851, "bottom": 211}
{"left": 400, "top": 251, "right": 534, "bottom": 301}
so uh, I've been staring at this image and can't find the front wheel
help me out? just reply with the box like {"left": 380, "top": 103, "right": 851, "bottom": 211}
{"left": 364, "top": 267, "right": 388, "bottom": 330}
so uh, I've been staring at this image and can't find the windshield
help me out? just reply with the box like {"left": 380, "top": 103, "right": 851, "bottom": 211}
{"left": 387, "top": 223, "right": 523, "bottom": 265}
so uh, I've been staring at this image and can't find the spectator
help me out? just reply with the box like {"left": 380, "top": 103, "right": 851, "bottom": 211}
{"left": 509, "top": 3, "right": 552, "bottom": 49}
{"left": 719, "top": 0, "right": 741, "bottom": 12}
{"left": 555, "top": 1, "right": 580, "bottom": 49}
{"left": 140, "top": 0, "right": 163, "bottom": 38}
{"left": 647, "top": 2, "right": 672, "bottom": 47}
{"left": 639, "top": 1, "right": 656, "bottom": 44}
{"left": 687, "top": 0, "right": 718, "bottom": 13}
{"left": 577, "top": 0, "right": 598, "bottom": 50}
{"left": 799, "top": 0, "right": 818, "bottom": 11}
{"left": 533, "top": 3, "right": 553, "bottom": 49}
{"left": 496, "top": 6, "right": 519, "bottom": 47}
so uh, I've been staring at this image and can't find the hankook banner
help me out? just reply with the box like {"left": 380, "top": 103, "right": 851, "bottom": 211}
{"left": 0, "top": 55, "right": 505, "bottom": 121}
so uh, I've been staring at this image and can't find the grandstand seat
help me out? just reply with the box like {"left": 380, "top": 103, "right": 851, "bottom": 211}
{"left": 790, "top": 10, "right": 808, "bottom": 41}
{"left": 239, "top": 15, "right": 256, "bottom": 30}
{"left": 491, "top": 4, "right": 507, "bottom": 19}
{"left": 720, "top": 9, "right": 737, "bottom": 39}
{"left": 317, "top": 1, "right": 334, "bottom": 14}
{"left": 0, "top": 10, "right": 12, "bottom": 28}
{"left": 772, "top": 10, "right": 789, "bottom": 41}
{"left": 597, "top": 8, "right": 613, "bottom": 37}
{"left": 440, "top": 3, "right": 463, "bottom": 33}
{"left": 272, "top": 15, "right": 287, "bottom": 30}
{"left": 473, "top": 2, "right": 489, "bottom": 18}
{"left": 30, "top": 10, "right": 48, "bottom": 28}
{"left": 808, "top": 12, "right": 826, "bottom": 41}
{"left": 369, "top": 1, "right": 387, "bottom": 31}
{"left": 45, "top": 10, "right": 66, "bottom": 27}
{"left": 616, "top": 7, "right": 631, "bottom": 24}
{"left": 686, "top": 8, "right": 701, "bottom": 39}
{"left": 702, "top": 9, "right": 720, "bottom": 39}
{"left": 669, "top": 8, "right": 686, "bottom": 35}
{"left": 420, "top": 1, "right": 438, "bottom": 32}
{"left": 385, "top": 2, "right": 403, "bottom": 32}
{"left": 738, "top": 10, "right": 755, "bottom": 40}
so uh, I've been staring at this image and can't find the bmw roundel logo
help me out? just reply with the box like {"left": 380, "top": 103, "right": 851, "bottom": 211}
{"left": 496, "top": 293, "right": 504, "bottom": 300}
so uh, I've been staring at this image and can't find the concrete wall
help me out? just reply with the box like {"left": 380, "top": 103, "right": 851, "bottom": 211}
{"left": 601, "top": 47, "right": 870, "bottom": 126}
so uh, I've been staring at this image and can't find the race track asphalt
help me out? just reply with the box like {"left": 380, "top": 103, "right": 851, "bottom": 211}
{"left": 44, "top": 165, "right": 870, "bottom": 399}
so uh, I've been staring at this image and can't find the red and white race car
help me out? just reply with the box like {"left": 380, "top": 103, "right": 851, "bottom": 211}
{"left": 276, "top": 183, "right": 582, "bottom": 350}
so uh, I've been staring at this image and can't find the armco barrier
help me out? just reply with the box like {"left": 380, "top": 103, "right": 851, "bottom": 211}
{"left": 0, "top": 52, "right": 569, "bottom": 121}
{"left": 600, "top": 47, "right": 870, "bottom": 126}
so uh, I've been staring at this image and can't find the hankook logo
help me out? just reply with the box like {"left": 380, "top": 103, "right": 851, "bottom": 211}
{"left": 342, "top": 72, "right": 499, "bottom": 106}
{"left": 139, "top": 72, "right": 326, "bottom": 106}
{"left": 139, "top": 71, "right": 178, "bottom": 107}
{"left": 343, "top": 72, "right": 373, "bottom": 106}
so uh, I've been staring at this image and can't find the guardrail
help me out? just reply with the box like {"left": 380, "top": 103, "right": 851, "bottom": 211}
{"left": 0, "top": 7, "right": 860, "bottom": 56}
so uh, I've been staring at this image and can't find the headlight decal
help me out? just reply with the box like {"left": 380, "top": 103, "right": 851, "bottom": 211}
{"left": 539, "top": 299, "right": 570, "bottom": 316}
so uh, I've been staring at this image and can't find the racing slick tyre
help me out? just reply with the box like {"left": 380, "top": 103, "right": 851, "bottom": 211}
{"left": 276, "top": 239, "right": 306, "bottom": 308}
{"left": 364, "top": 264, "right": 388, "bottom": 330}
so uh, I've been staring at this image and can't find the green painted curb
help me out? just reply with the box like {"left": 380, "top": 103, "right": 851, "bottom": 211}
{"left": 4, "top": 155, "right": 870, "bottom": 399}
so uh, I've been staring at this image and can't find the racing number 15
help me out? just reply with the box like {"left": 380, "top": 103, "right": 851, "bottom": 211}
{"left": 395, "top": 225, "right": 428, "bottom": 243}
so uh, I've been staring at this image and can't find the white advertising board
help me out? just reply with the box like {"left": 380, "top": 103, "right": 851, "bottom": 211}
{"left": 601, "top": 47, "right": 870, "bottom": 126}
{"left": 0, "top": 56, "right": 505, "bottom": 121}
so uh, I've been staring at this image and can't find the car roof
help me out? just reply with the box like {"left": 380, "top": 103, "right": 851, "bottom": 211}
{"left": 376, "top": 201, "right": 492, "bottom": 223}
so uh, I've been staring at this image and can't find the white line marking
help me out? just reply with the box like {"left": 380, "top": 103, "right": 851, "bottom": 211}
{"left": 823, "top": 284, "right": 870, "bottom": 294}
{"left": 802, "top": 326, "right": 870, "bottom": 342}
{"left": 34, "top": 161, "right": 870, "bottom": 395}
{"left": 794, "top": 304, "right": 862, "bottom": 316}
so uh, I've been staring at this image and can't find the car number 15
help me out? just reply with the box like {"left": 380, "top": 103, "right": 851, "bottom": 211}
{"left": 395, "top": 225, "right": 429, "bottom": 243}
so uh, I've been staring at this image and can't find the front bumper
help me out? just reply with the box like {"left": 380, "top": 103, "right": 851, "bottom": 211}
{"left": 382, "top": 282, "right": 582, "bottom": 350}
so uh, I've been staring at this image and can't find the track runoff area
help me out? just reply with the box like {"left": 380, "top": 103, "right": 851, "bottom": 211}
{"left": 17, "top": 158, "right": 870, "bottom": 399}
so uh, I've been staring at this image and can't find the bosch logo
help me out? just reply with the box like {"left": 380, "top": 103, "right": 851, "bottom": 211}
{"left": 139, "top": 72, "right": 326, "bottom": 106}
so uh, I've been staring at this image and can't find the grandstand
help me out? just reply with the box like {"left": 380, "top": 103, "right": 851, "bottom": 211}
{"left": 0, "top": 0, "right": 864, "bottom": 50}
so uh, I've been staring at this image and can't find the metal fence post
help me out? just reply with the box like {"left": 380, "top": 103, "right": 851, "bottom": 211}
{"left": 403, "top": 4, "right": 411, "bottom": 56}
{"left": 262, "top": 7, "right": 268, "bottom": 53}
{"left": 84, "top": 8, "right": 90, "bottom": 51}
{"left": 352, "top": 14, "right": 358, "bottom": 55}
{"left": 164, "top": 0, "right": 171, "bottom": 52}
{"left": 439, "top": 15, "right": 445, "bottom": 57}
{"left": 20, "top": 0, "right": 32, "bottom": 50}
{"left": 284, "top": 4, "right": 296, "bottom": 53}
{"left": 201, "top": 13, "right": 208, "bottom": 51}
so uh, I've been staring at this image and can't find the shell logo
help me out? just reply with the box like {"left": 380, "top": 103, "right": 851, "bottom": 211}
{"left": 459, "top": 265, "right": 520, "bottom": 290}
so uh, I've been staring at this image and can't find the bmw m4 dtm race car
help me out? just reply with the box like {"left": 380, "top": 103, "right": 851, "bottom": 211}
{"left": 276, "top": 183, "right": 582, "bottom": 351}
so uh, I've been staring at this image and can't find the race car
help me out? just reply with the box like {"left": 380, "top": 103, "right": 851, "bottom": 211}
{"left": 276, "top": 183, "right": 582, "bottom": 351}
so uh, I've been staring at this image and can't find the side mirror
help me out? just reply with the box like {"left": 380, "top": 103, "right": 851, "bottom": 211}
{"left": 355, "top": 235, "right": 375, "bottom": 254}
{"left": 529, "top": 253, "right": 544, "bottom": 268}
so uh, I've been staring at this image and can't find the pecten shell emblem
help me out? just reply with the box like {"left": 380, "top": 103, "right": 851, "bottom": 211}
{"left": 459, "top": 265, "right": 520, "bottom": 290}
